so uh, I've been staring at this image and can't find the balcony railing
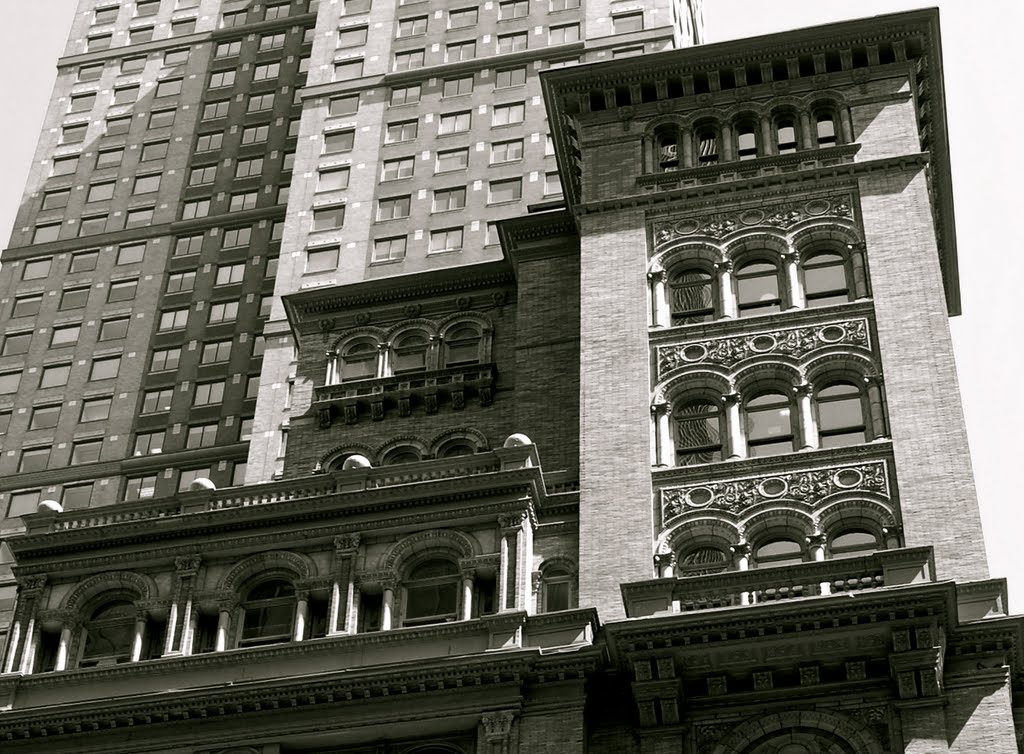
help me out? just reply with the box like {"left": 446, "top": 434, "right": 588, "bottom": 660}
{"left": 621, "top": 546, "right": 935, "bottom": 618}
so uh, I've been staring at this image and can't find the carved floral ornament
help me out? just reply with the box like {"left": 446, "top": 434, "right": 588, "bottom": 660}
{"left": 657, "top": 319, "right": 869, "bottom": 377}
{"left": 652, "top": 196, "right": 853, "bottom": 249}
{"left": 661, "top": 461, "right": 889, "bottom": 522}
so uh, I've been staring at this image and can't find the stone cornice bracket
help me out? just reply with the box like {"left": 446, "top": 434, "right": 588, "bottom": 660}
{"left": 17, "top": 575, "right": 47, "bottom": 594}
{"left": 174, "top": 555, "right": 201, "bottom": 577}
{"left": 334, "top": 533, "right": 361, "bottom": 554}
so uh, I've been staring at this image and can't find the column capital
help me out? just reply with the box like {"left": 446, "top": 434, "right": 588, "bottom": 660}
{"left": 647, "top": 269, "right": 667, "bottom": 283}
{"left": 653, "top": 552, "right": 676, "bottom": 569}
{"left": 729, "top": 542, "right": 751, "bottom": 557}
{"left": 498, "top": 511, "right": 528, "bottom": 531}
{"left": 714, "top": 259, "right": 734, "bottom": 273}
{"left": 17, "top": 575, "right": 47, "bottom": 593}
{"left": 480, "top": 709, "right": 516, "bottom": 741}
{"left": 721, "top": 391, "right": 741, "bottom": 406}
{"left": 793, "top": 381, "right": 814, "bottom": 396}
{"left": 805, "top": 533, "right": 828, "bottom": 548}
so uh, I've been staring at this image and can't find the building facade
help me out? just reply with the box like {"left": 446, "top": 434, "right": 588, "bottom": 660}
{"left": 1, "top": 3, "right": 1022, "bottom": 754}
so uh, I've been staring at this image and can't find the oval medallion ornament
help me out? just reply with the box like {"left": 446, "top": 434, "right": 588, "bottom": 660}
{"left": 834, "top": 468, "right": 863, "bottom": 488}
{"left": 739, "top": 209, "right": 766, "bottom": 225}
{"left": 676, "top": 219, "right": 701, "bottom": 235}
{"left": 758, "top": 478, "right": 788, "bottom": 498}
{"left": 683, "top": 344, "right": 707, "bottom": 362}
{"left": 819, "top": 325, "right": 846, "bottom": 343}
{"left": 750, "top": 334, "right": 777, "bottom": 353}
{"left": 805, "top": 198, "right": 831, "bottom": 216}
{"left": 686, "top": 487, "right": 715, "bottom": 507}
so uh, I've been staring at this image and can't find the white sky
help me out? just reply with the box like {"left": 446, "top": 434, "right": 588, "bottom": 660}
{"left": 0, "top": 1, "right": 1020, "bottom": 609}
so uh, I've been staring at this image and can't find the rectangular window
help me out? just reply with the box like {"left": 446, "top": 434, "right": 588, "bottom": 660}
{"left": 33, "top": 224, "right": 61, "bottom": 244}
{"left": 433, "top": 186, "right": 467, "bottom": 212}
{"left": 499, "top": 0, "right": 529, "bottom": 19}
{"left": 151, "top": 347, "right": 181, "bottom": 372}
{"left": 612, "top": 12, "right": 644, "bottom": 33}
{"left": 373, "top": 236, "right": 407, "bottom": 263}
{"left": 247, "top": 93, "right": 275, "bottom": 112}
{"left": 167, "top": 270, "right": 196, "bottom": 293}
{"left": 201, "top": 340, "right": 232, "bottom": 363}
{"left": 42, "top": 189, "right": 71, "bottom": 210}
{"left": 175, "top": 234, "right": 203, "bottom": 256}
{"left": 443, "top": 75, "right": 474, "bottom": 97}
{"left": 159, "top": 308, "right": 189, "bottom": 331}
{"left": 490, "top": 138, "right": 524, "bottom": 163}
{"left": 489, "top": 177, "right": 522, "bottom": 203}
{"left": 8, "top": 490, "right": 42, "bottom": 517}
{"left": 51, "top": 156, "right": 78, "bottom": 176}
{"left": 89, "top": 356, "right": 121, "bottom": 381}
{"left": 259, "top": 296, "right": 272, "bottom": 317}
{"left": 313, "top": 206, "right": 346, "bottom": 231}
{"left": 449, "top": 7, "right": 478, "bottom": 27}
{"left": 13, "top": 295, "right": 43, "bottom": 318}
{"left": 441, "top": 39, "right": 478, "bottom": 64}
{"left": 253, "top": 63, "right": 281, "bottom": 81}
{"left": 202, "top": 100, "right": 230, "bottom": 120}
{"left": 71, "top": 250, "right": 98, "bottom": 272}
{"left": 71, "top": 439, "right": 103, "bottom": 465}
{"left": 96, "top": 148, "right": 123, "bottom": 168}
{"left": 209, "top": 70, "right": 235, "bottom": 89}
{"left": 0, "top": 371, "right": 23, "bottom": 393}
{"left": 60, "top": 287, "right": 90, "bottom": 310}
{"left": 325, "top": 129, "right": 355, "bottom": 152}
{"left": 385, "top": 120, "right": 418, "bottom": 143}
{"left": 186, "top": 423, "right": 219, "bottom": 448}
{"left": 100, "top": 317, "right": 130, "bottom": 340}
{"left": 61, "top": 124, "right": 87, "bottom": 144}
{"left": 246, "top": 375, "right": 260, "bottom": 399}
{"left": 259, "top": 32, "right": 286, "bottom": 50}
{"left": 492, "top": 101, "right": 526, "bottom": 126}
{"left": 104, "top": 116, "right": 132, "bottom": 138}
{"left": 194, "top": 381, "right": 226, "bottom": 405}
{"left": 549, "top": 23, "right": 580, "bottom": 44}
{"left": 70, "top": 92, "right": 96, "bottom": 113}
{"left": 182, "top": 199, "right": 210, "bottom": 219}
{"left": 19, "top": 448, "right": 51, "bottom": 473}
{"left": 342, "top": 0, "right": 370, "bottom": 12}
{"left": 133, "top": 430, "right": 164, "bottom": 455}
{"left": 334, "top": 59, "right": 364, "bottom": 80}
{"left": 30, "top": 405, "right": 61, "bottom": 431}
{"left": 88, "top": 34, "right": 112, "bottom": 51}
{"left": 51, "top": 323, "right": 81, "bottom": 346}
{"left": 107, "top": 279, "right": 138, "bottom": 302}
{"left": 23, "top": 258, "right": 53, "bottom": 280}
{"left": 94, "top": 6, "right": 119, "bottom": 23}
{"left": 439, "top": 111, "right": 471, "bottom": 135}
{"left": 231, "top": 462, "right": 247, "bottom": 486}
{"left": 142, "top": 388, "right": 174, "bottom": 413}
{"left": 222, "top": 226, "right": 252, "bottom": 247}
{"left": 394, "top": 49, "right": 424, "bottom": 71}
{"left": 135, "top": 0, "right": 159, "bottom": 17}
{"left": 121, "top": 56, "right": 147, "bottom": 74}
{"left": 2, "top": 333, "right": 32, "bottom": 356}
{"left": 117, "top": 242, "right": 146, "bottom": 264}
{"left": 133, "top": 174, "right": 161, "bottom": 194}
{"left": 339, "top": 26, "right": 368, "bottom": 46}
{"left": 40, "top": 364, "right": 70, "bottom": 388}
{"left": 429, "top": 227, "right": 464, "bottom": 253}
{"left": 61, "top": 483, "right": 93, "bottom": 510}
{"left": 142, "top": 141, "right": 169, "bottom": 161}
{"left": 113, "top": 85, "right": 139, "bottom": 105}
{"left": 149, "top": 108, "right": 175, "bottom": 128}
{"left": 377, "top": 195, "right": 411, "bottom": 221}
{"left": 252, "top": 335, "right": 266, "bottom": 357}
{"left": 215, "top": 263, "right": 245, "bottom": 285}
{"left": 215, "top": 40, "right": 241, "bottom": 57}
{"left": 436, "top": 148, "right": 469, "bottom": 172}
{"left": 124, "top": 475, "right": 157, "bottom": 501}
{"left": 544, "top": 171, "right": 562, "bottom": 195}
{"left": 241, "top": 125, "right": 269, "bottom": 144}
{"left": 78, "top": 63, "right": 103, "bottom": 81}
{"left": 229, "top": 192, "right": 258, "bottom": 212}
{"left": 264, "top": 3, "right": 289, "bottom": 20}
{"left": 329, "top": 94, "right": 359, "bottom": 117}
{"left": 390, "top": 85, "right": 421, "bottom": 106}
{"left": 81, "top": 396, "right": 112, "bottom": 422}
{"left": 178, "top": 467, "right": 213, "bottom": 492}
{"left": 129, "top": 27, "right": 154, "bottom": 44}
{"left": 306, "top": 246, "right": 339, "bottom": 273}
{"left": 208, "top": 301, "right": 238, "bottom": 323}
{"left": 195, "top": 132, "right": 223, "bottom": 152}
{"left": 165, "top": 47, "right": 190, "bottom": 64}
{"left": 496, "top": 67, "right": 527, "bottom": 88}
{"left": 398, "top": 16, "right": 427, "bottom": 36}
{"left": 496, "top": 33, "right": 527, "bottom": 54}
{"left": 550, "top": 0, "right": 579, "bottom": 10}
{"left": 382, "top": 157, "right": 414, "bottom": 181}
{"left": 126, "top": 207, "right": 154, "bottom": 228}
{"left": 318, "top": 167, "right": 350, "bottom": 191}
{"left": 87, "top": 182, "right": 115, "bottom": 202}
{"left": 189, "top": 165, "right": 217, "bottom": 185}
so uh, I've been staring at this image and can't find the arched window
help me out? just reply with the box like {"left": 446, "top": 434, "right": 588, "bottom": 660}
{"left": 438, "top": 439, "right": 477, "bottom": 458}
{"left": 443, "top": 324, "right": 482, "bottom": 366}
{"left": 735, "top": 259, "right": 783, "bottom": 316}
{"left": 677, "top": 546, "right": 730, "bottom": 576}
{"left": 816, "top": 113, "right": 837, "bottom": 146}
{"left": 696, "top": 128, "right": 718, "bottom": 165}
{"left": 656, "top": 128, "right": 679, "bottom": 171}
{"left": 668, "top": 268, "right": 715, "bottom": 324}
{"left": 80, "top": 600, "right": 136, "bottom": 667}
{"left": 776, "top": 118, "right": 798, "bottom": 153}
{"left": 815, "top": 381, "right": 867, "bottom": 447}
{"left": 403, "top": 558, "right": 460, "bottom": 626}
{"left": 239, "top": 580, "right": 295, "bottom": 648}
{"left": 340, "top": 340, "right": 377, "bottom": 381}
{"left": 754, "top": 538, "right": 805, "bottom": 567}
{"left": 673, "top": 399, "right": 723, "bottom": 465}
{"left": 745, "top": 390, "right": 795, "bottom": 457}
{"left": 382, "top": 446, "right": 421, "bottom": 465}
{"left": 829, "top": 529, "right": 879, "bottom": 559}
{"left": 801, "top": 252, "right": 850, "bottom": 307}
{"left": 392, "top": 332, "right": 430, "bottom": 374}
{"left": 540, "top": 566, "right": 572, "bottom": 612}
{"left": 736, "top": 123, "right": 758, "bottom": 160}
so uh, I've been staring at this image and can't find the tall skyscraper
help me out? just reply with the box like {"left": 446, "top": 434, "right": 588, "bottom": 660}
{"left": 1, "top": 3, "right": 1021, "bottom": 753}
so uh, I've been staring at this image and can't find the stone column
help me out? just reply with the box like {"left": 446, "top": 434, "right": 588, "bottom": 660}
{"left": 130, "top": 609, "right": 148, "bottom": 663}
{"left": 848, "top": 241, "right": 870, "bottom": 299}
{"left": 715, "top": 260, "right": 737, "bottom": 318}
{"left": 54, "top": 619, "right": 76, "bottom": 672}
{"left": 730, "top": 544, "right": 751, "bottom": 606}
{"left": 655, "top": 401, "right": 673, "bottom": 467}
{"left": 654, "top": 552, "right": 676, "bottom": 578}
{"left": 781, "top": 249, "right": 804, "bottom": 309}
{"left": 325, "top": 351, "right": 338, "bottom": 385}
{"left": 460, "top": 567, "right": 475, "bottom": 621}
{"left": 479, "top": 710, "right": 517, "bottom": 754}
{"left": 807, "top": 533, "right": 830, "bottom": 596}
{"left": 330, "top": 534, "right": 360, "bottom": 635}
{"left": 3, "top": 575, "right": 46, "bottom": 675}
{"left": 759, "top": 116, "right": 774, "bottom": 156}
{"left": 498, "top": 512, "right": 527, "bottom": 611}
{"left": 381, "top": 580, "right": 396, "bottom": 631}
{"left": 214, "top": 600, "right": 235, "bottom": 652}
{"left": 165, "top": 555, "right": 201, "bottom": 657}
{"left": 376, "top": 343, "right": 389, "bottom": 378}
{"left": 720, "top": 125, "right": 734, "bottom": 162}
{"left": 839, "top": 107, "right": 854, "bottom": 144}
{"left": 866, "top": 375, "right": 889, "bottom": 439}
{"left": 680, "top": 127, "right": 694, "bottom": 168}
{"left": 795, "top": 382, "right": 818, "bottom": 450}
{"left": 293, "top": 590, "right": 309, "bottom": 642}
{"left": 799, "top": 111, "right": 813, "bottom": 149}
{"left": 722, "top": 392, "right": 745, "bottom": 459}
{"left": 648, "top": 270, "right": 669, "bottom": 327}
